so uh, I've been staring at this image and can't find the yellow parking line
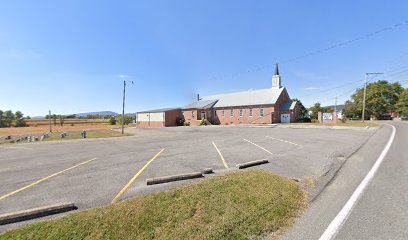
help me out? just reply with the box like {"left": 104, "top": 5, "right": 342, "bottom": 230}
{"left": 111, "top": 148, "right": 165, "bottom": 204}
{"left": 212, "top": 142, "right": 229, "bottom": 168}
{"left": 243, "top": 139, "right": 273, "bottom": 155}
{"left": 0, "top": 158, "right": 97, "bottom": 201}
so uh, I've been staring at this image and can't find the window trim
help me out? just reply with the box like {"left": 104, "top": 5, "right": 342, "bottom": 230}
{"left": 239, "top": 109, "right": 243, "bottom": 117}
{"left": 230, "top": 109, "right": 234, "bottom": 118}
{"left": 260, "top": 107, "right": 264, "bottom": 117}
{"left": 249, "top": 108, "right": 253, "bottom": 117}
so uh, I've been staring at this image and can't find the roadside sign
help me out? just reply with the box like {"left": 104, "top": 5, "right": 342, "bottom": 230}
{"left": 323, "top": 113, "right": 333, "bottom": 123}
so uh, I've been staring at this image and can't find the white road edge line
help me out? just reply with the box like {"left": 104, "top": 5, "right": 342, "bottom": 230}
{"left": 243, "top": 138, "right": 273, "bottom": 155}
{"left": 319, "top": 124, "right": 396, "bottom": 240}
{"left": 265, "top": 136, "right": 303, "bottom": 148}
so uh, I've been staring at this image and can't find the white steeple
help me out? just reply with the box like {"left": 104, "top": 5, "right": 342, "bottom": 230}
{"left": 272, "top": 63, "right": 281, "bottom": 89}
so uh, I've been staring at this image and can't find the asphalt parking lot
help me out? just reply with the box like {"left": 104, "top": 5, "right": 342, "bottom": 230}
{"left": 0, "top": 125, "right": 375, "bottom": 232}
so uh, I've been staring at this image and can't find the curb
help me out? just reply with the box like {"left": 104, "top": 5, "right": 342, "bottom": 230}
{"left": 202, "top": 168, "right": 214, "bottom": 174}
{"left": 147, "top": 172, "right": 204, "bottom": 185}
{"left": 0, "top": 203, "right": 76, "bottom": 225}
{"left": 236, "top": 159, "right": 269, "bottom": 169}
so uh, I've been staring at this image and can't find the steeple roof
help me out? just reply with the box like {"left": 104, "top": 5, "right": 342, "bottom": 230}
{"left": 274, "top": 63, "right": 279, "bottom": 75}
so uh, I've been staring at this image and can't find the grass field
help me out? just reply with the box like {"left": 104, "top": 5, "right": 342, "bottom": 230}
{"left": 25, "top": 119, "right": 109, "bottom": 126}
{"left": 0, "top": 170, "right": 306, "bottom": 240}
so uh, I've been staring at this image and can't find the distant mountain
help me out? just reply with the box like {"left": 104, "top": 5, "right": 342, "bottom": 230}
{"left": 74, "top": 111, "right": 119, "bottom": 117}
{"left": 323, "top": 104, "right": 346, "bottom": 111}
{"left": 32, "top": 111, "right": 136, "bottom": 118}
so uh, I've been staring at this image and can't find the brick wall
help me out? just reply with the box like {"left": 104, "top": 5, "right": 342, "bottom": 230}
{"left": 137, "top": 121, "right": 164, "bottom": 128}
{"left": 213, "top": 105, "right": 275, "bottom": 125}
{"left": 164, "top": 110, "right": 182, "bottom": 127}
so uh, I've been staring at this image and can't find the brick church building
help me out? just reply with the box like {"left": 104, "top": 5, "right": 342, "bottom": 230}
{"left": 136, "top": 64, "right": 299, "bottom": 127}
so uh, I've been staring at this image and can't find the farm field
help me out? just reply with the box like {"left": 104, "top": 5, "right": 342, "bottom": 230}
{"left": 0, "top": 119, "right": 133, "bottom": 137}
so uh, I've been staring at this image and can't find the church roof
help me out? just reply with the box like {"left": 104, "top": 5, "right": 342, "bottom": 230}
{"left": 199, "top": 87, "right": 286, "bottom": 108}
{"left": 280, "top": 101, "right": 297, "bottom": 111}
{"left": 182, "top": 99, "right": 218, "bottom": 109}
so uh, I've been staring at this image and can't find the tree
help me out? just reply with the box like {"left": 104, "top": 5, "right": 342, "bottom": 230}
{"left": 4, "top": 110, "right": 14, "bottom": 127}
{"left": 59, "top": 115, "right": 65, "bottom": 126}
{"left": 291, "top": 98, "right": 309, "bottom": 121}
{"left": 109, "top": 116, "right": 117, "bottom": 125}
{"left": 0, "top": 110, "right": 4, "bottom": 128}
{"left": 308, "top": 103, "right": 334, "bottom": 120}
{"left": 351, "top": 80, "right": 403, "bottom": 119}
{"left": 52, "top": 114, "right": 57, "bottom": 126}
{"left": 308, "top": 103, "right": 321, "bottom": 119}
{"left": 118, "top": 115, "right": 133, "bottom": 125}
{"left": 14, "top": 111, "right": 27, "bottom": 127}
{"left": 342, "top": 100, "right": 360, "bottom": 119}
{"left": 396, "top": 89, "right": 408, "bottom": 117}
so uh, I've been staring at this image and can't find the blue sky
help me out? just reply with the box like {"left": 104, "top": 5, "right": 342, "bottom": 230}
{"left": 1, "top": 0, "right": 408, "bottom": 116}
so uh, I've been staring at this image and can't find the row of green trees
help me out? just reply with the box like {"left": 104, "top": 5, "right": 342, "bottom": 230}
{"left": 343, "top": 80, "right": 407, "bottom": 119}
{"left": 0, "top": 110, "right": 28, "bottom": 128}
{"left": 307, "top": 80, "right": 407, "bottom": 120}
{"left": 45, "top": 114, "right": 69, "bottom": 126}
{"left": 108, "top": 116, "right": 134, "bottom": 125}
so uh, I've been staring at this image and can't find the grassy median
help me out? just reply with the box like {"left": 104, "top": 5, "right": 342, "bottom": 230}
{"left": 0, "top": 170, "right": 306, "bottom": 240}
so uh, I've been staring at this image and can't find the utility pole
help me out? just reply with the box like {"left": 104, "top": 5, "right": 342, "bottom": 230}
{"left": 362, "top": 72, "right": 383, "bottom": 122}
{"left": 334, "top": 97, "right": 337, "bottom": 113}
{"left": 48, "top": 110, "right": 52, "bottom": 133}
{"left": 121, "top": 79, "right": 134, "bottom": 135}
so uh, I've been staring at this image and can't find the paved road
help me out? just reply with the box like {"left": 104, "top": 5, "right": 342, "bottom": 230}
{"left": 282, "top": 121, "right": 408, "bottom": 240}
{"left": 0, "top": 126, "right": 373, "bottom": 232}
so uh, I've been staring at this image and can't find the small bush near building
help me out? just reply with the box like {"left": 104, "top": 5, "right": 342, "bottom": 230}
{"left": 184, "top": 121, "right": 190, "bottom": 126}
{"left": 199, "top": 118, "right": 207, "bottom": 126}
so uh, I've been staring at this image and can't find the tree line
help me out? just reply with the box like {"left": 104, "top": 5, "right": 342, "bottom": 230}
{"left": 0, "top": 110, "right": 29, "bottom": 128}
{"left": 308, "top": 80, "right": 408, "bottom": 120}
{"left": 343, "top": 80, "right": 407, "bottom": 120}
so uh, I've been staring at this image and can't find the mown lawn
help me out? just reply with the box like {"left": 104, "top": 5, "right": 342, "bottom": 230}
{"left": 0, "top": 170, "right": 306, "bottom": 240}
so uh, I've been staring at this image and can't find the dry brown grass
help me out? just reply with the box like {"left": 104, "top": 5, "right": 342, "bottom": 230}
{"left": 0, "top": 124, "right": 134, "bottom": 136}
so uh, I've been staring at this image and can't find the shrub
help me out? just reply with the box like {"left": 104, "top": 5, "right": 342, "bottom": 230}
{"left": 199, "top": 118, "right": 207, "bottom": 126}
{"left": 109, "top": 117, "right": 117, "bottom": 125}
{"left": 184, "top": 121, "right": 190, "bottom": 126}
{"left": 118, "top": 116, "right": 133, "bottom": 125}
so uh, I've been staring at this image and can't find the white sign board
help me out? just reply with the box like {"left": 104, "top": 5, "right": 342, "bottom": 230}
{"left": 323, "top": 113, "right": 333, "bottom": 123}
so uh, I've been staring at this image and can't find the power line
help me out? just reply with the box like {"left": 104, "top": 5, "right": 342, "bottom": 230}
{"left": 203, "top": 20, "right": 408, "bottom": 83}
{"left": 281, "top": 20, "right": 408, "bottom": 64}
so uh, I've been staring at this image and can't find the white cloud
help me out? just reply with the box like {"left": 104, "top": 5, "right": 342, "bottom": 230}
{"left": 304, "top": 87, "right": 322, "bottom": 91}
{"left": 292, "top": 71, "right": 329, "bottom": 80}
{"left": 119, "top": 74, "right": 130, "bottom": 78}
{"left": 1, "top": 49, "right": 42, "bottom": 60}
